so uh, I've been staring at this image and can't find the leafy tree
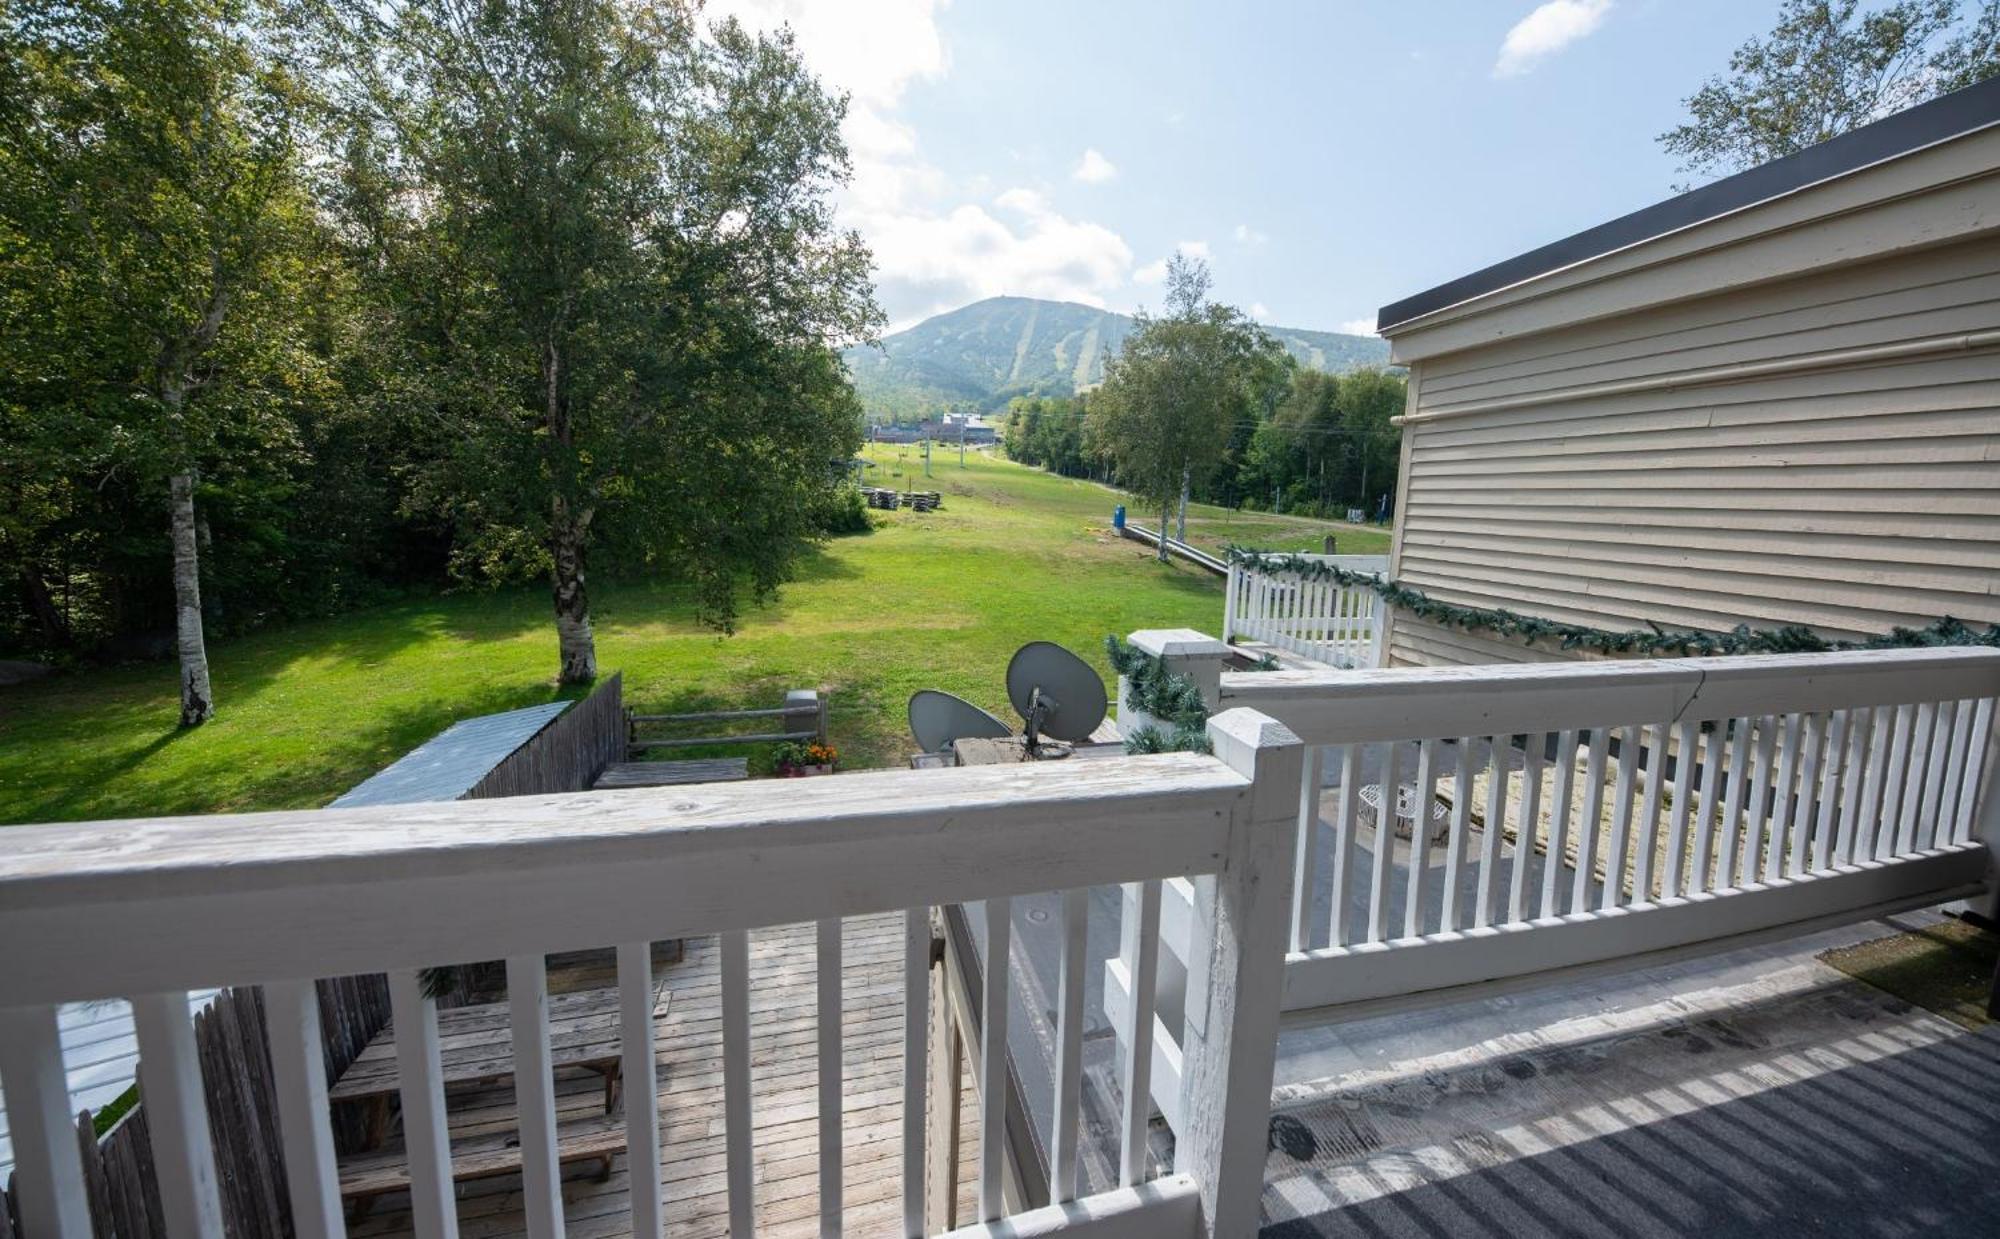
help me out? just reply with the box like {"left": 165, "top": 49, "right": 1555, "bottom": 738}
{"left": 1088, "top": 257, "right": 1281, "bottom": 560}
{"left": 0, "top": 0, "right": 317, "bottom": 723}
{"left": 1238, "top": 367, "right": 1405, "bottom": 518}
{"left": 306, "top": 1, "right": 879, "bottom": 680}
{"left": 1661, "top": 0, "right": 2000, "bottom": 183}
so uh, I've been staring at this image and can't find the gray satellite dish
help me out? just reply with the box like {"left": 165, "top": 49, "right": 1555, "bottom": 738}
{"left": 909, "top": 689, "right": 1012, "bottom": 753}
{"left": 1006, "top": 642, "right": 1108, "bottom": 747}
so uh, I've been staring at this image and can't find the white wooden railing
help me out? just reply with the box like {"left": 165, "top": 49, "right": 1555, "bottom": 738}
{"left": 1222, "top": 555, "right": 1389, "bottom": 669}
{"left": 1109, "top": 643, "right": 1998, "bottom": 1127}
{"left": 0, "top": 710, "right": 1302, "bottom": 1239}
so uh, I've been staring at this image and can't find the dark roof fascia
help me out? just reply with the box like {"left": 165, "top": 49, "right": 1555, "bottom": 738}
{"left": 1376, "top": 74, "right": 2000, "bottom": 334}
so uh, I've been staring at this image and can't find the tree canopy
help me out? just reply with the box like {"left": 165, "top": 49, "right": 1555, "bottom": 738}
{"left": 1661, "top": 0, "right": 2000, "bottom": 183}
{"left": 0, "top": 0, "right": 881, "bottom": 699}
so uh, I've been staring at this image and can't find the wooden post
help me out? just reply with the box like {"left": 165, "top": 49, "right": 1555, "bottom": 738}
{"left": 1177, "top": 708, "right": 1301, "bottom": 1239}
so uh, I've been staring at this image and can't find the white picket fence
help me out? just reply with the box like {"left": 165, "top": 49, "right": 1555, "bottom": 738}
{"left": 1222, "top": 555, "right": 1389, "bottom": 669}
{"left": 0, "top": 713, "right": 1302, "bottom": 1239}
{"left": 1108, "top": 643, "right": 1999, "bottom": 1129}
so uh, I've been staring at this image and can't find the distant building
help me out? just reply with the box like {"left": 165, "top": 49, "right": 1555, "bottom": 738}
{"left": 868, "top": 413, "right": 996, "bottom": 445}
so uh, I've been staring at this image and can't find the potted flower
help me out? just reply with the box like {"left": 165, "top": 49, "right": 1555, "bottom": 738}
{"left": 775, "top": 739, "right": 838, "bottom": 777}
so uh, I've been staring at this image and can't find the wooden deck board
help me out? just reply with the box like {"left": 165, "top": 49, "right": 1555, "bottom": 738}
{"left": 593, "top": 759, "right": 750, "bottom": 790}
{"left": 347, "top": 914, "right": 981, "bottom": 1238}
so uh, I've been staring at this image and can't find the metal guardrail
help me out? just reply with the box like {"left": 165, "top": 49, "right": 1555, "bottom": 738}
{"left": 1118, "top": 522, "right": 1228, "bottom": 576}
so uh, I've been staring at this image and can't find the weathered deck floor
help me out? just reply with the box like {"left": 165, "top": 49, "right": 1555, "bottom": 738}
{"left": 349, "top": 916, "right": 980, "bottom": 1238}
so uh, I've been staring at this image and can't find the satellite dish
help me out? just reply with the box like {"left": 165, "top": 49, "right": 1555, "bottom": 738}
{"left": 1006, "top": 642, "right": 1108, "bottom": 747}
{"left": 909, "top": 690, "right": 1012, "bottom": 753}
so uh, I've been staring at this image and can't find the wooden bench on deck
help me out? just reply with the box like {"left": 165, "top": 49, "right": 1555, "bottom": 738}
{"left": 328, "top": 981, "right": 669, "bottom": 1149}
{"left": 337, "top": 1115, "right": 627, "bottom": 1216}
{"left": 593, "top": 757, "right": 749, "bottom": 789}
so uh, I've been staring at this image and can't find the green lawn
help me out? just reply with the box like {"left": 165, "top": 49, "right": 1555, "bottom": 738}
{"left": 0, "top": 448, "right": 1379, "bottom": 825}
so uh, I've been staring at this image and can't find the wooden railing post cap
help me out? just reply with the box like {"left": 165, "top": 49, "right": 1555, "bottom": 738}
{"left": 1205, "top": 708, "right": 1303, "bottom": 770}
{"left": 1126, "top": 629, "right": 1229, "bottom": 659}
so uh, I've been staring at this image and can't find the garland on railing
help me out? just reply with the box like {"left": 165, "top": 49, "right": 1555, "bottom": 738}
{"left": 1224, "top": 546, "right": 2000, "bottom": 658}
{"left": 1104, "top": 635, "right": 1212, "bottom": 755}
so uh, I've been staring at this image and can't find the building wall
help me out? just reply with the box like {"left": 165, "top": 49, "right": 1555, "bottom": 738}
{"left": 1384, "top": 233, "right": 2000, "bottom": 668}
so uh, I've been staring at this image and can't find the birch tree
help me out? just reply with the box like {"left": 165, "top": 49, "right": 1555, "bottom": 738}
{"left": 0, "top": 0, "right": 312, "bottom": 724}
{"left": 1089, "top": 256, "right": 1279, "bottom": 561}
{"left": 308, "top": 1, "right": 878, "bottom": 681}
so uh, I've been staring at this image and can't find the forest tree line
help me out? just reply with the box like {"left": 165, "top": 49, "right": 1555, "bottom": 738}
{"left": 0, "top": 0, "right": 880, "bottom": 719}
{"left": 1002, "top": 260, "right": 1405, "bottom": 528}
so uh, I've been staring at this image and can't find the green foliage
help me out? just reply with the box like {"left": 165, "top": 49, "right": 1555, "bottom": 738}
{"left": 1660, "top": 0, "right": 2000, "bottom": 183}
{"left": 1237, "top": 367, "right": 1405, "bottom": 517}
{"left": 843, "top": 295, "right": 1390, "bottom": 423}
{"left": 0, "top": 0, "right": 391, "bottom": 656}
{"left": 1104, "top": 634, "right": 1212, "bottom": 755}
{"left": 0, "top": 448, "right": 1233, "bottom": 824}
{"left": 1226, "top": 547, "right": 2000, "bottom": 657}
{"left": 816, "top": 486, "right": 874, "bottom": 536}
{"left": 1088, "top": 257, "right": 1290, "bottom": 533}
{"left": 1001, "top": 395, "right": 1097, "bottom": 478}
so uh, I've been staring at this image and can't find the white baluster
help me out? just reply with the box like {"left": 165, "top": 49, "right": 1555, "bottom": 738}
{"left": 902, "top": 908, "right": 929, "bottom": 1239}
{"left": 133, "top": 991, "right": 224, "bottom": 1239}
{"left": 817, "top": 918, "right": 843, "bottom": 1237}
{"left": 0, "top": 1004, "right": 92, "bottom": 1238}
{"left": 982, "top": 897, "right": 1014, "bottom": 1218}
{"left": 1050, "top": 888, "right": 1088, "bottom": 1203}
{"left": 722, "top": 930, "right": 755, "bottom": 1237}
{"left": 618, "top": 941, "right": 664, "bottom": 1239}
{"left": 1117, "top": 883, "right": 1158, "bottom": 1189}
{"left": 1404, "top": 738, "right": 1439, "bottom": 938}
{"left": 265, "top": 980, "right": 346, "bottom": 1239}
{"left": 386, "top": 969, "right": 458, "bottom": 1239}
{"left": 506, "top": 955, "right": 563, "bottom": 1239}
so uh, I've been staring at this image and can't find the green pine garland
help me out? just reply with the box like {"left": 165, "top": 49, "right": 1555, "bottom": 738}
{"left": 1104, "top": 635, "right": 1212, "bottom": 754}
{"left": 1224, "top": 547, "right": 2000, "bottom": 658}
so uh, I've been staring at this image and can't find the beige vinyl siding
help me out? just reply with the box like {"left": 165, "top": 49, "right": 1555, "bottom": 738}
{"left": 1387, "top": 233, "right": 2000, "bottom": 669}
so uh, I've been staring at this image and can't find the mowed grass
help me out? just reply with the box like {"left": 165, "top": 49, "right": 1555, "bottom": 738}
{"left": 0, "top": 447, "right": 1377, "bottom": 825}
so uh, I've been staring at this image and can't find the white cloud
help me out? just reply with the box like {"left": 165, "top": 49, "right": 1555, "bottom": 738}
{"left": 709, "top": 0, "right": 1139, "bottom": 327}
{"left": 1072, "top": 148, "right": 1118, "bottom": 184}
{"left": 1233, "top": 223, "right": 1269, "bottom": 247}
{"left": 1493, "top": 0, "right": 1611, "bottom": 78}
{"left": 1250, "top": 302, "right": 1271, "bottom": 321}
{"left": 1134, "top": 240, "right": 1213, "bottom": 285}
{"left": 1338, "top": 316, "right": 1379, "bottom": 337}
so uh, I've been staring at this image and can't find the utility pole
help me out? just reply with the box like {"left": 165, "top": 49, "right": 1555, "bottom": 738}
{"left": 959, "top": 417, "right": 966, "bottom": 467}
{"left": 922, "top": 437, "right": 931, "bottom": 478}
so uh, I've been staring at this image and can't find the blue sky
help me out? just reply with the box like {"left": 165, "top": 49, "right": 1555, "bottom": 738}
{"left": 711, "top": 1, "right": 1790, "bottom": 333}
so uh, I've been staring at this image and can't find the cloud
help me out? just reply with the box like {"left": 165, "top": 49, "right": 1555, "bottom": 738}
{"left": 1338, "top": 316, "right": 1379, "bottom": 337}
{"left": 709, "top": 0, "right": 1139, "bottom": 328}
{"left": 1134, "top": 240, "right": 1213, "bottom": 285}
{"left": 1493, "top": 0, "right": 1611, "bottom": 78}
{"left": 1233, "top": 223, "right": 1269, "bottom": 247}
{"left": 1072, "top": 148, "right": 1118, "bottom": 184}
{"left": 1250, "top": 302, "right": 1271, "bottom": 321}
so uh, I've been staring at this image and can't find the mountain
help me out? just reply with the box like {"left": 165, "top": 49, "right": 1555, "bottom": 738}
{"left": 841, "top": 296, "right": 1391, "bottom": 420}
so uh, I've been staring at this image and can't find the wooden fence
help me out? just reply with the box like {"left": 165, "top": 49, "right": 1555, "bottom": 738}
{"left": 3, "top": 976, "right": 390, "bottom": 1239}
{"left": 465, "top": 672, "right": 625, "bottom": 799}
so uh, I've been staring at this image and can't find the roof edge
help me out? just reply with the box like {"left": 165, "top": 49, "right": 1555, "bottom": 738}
{"left": 1377, "top": 74, "right": 2000, "bottom": 335}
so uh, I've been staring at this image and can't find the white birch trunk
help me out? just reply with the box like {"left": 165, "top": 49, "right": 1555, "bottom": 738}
{"left": 170, "top": 472, "right": 214, "bottom": 726}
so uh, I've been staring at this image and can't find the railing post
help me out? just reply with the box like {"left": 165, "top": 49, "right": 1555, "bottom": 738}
{"left": 1178, "top": 708, "right": 1302, "bottom": 1238}
{"left": 1117, "top": 629, "right": 1228, "bottom": 741}
{"left": 785, "top": 689, "right": 824, "bottom": 746}
{"left": 1367, "top": 594, "right": 1388, "bottom": 669}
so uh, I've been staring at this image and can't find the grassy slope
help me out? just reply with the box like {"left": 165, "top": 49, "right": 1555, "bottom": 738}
{"left": 0, "top": 448, "right": 1385, "bottom": 825}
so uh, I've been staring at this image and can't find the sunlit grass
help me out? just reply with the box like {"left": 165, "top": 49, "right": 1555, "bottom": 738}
{"left": 0, "top": 448, "right": 1368, "bottom": 824}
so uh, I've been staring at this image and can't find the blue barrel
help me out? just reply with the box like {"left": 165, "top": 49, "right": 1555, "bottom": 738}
{"left": 1112, "top": 505, "right": 1126, "bottom": 529}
